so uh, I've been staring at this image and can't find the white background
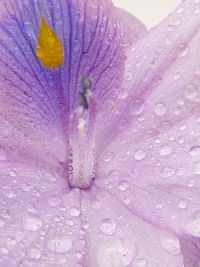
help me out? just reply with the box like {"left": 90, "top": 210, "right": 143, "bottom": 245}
{"left": 113, "top": 0, "right": 181, "bottom": 28}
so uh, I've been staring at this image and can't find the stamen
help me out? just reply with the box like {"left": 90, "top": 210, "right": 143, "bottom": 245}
{"left": 79, "top": 77, "right": 93, "bottom": 110}
{"left": 66, "top": 76, "right": 97, "bottom": 189}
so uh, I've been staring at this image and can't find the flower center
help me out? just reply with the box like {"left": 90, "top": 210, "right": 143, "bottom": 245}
{"left": 66, "top": 77, "right": 97, "bottom": 189}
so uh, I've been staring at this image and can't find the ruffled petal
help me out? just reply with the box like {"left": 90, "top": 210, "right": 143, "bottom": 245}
{"left": 96, "top": 0, "right": 200, "bottom": 263}
{"left": 81, "top": 187, "right": 183, "bottom": 266}
{"left": 0, "top": 160, "right": 84, "bottom": 266}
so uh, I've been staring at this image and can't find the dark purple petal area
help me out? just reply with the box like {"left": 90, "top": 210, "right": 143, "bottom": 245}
{"left": 0, "top": 0, "right": 126, "bottom": 167}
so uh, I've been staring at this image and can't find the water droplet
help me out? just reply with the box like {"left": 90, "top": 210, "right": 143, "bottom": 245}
{"left": 184, "top": 83, "right": 198, "bottom": 99}
{"left": 187, "top": 178, "right": 194, "bottom": 187}
{"left": 123, "top": 198, "right": 131, "bottom": 205}
{"left": 161, "top": 166, "right": 175, "bottom": 178}
{"left": 129, "top": 99, "right": 145, "bottom": 116}
{"left": 103, "top": 152, "right": 114, "bottom": 162}
{"left": 155, "top": 202, "right": 163, "bottom": 209}
{"left": 160, "top": 235, "right": 181, "bottom": 255}
{"left": 23, "top": 213, "right": 42, "bottom": 232}
{"left": 47, "top": 234, "right": 72, "bottom": 254}
{"left": 70, "top": 207, "right": 80, "bottom": 217}
{"left": 134, "top": 150, "right": 146, "bottom": 161}
{"left": 178, "top": 199, "right": 187, "bottom": 209}
{"left": 194, "top": 161, "right": 200, "bottom": 174}
{"left": 99, "top": 218, "right": 116, "bottom": 235}
{"left": 173, "top": 72, "right": 180, "bottom": 80}
{"left": 159, "top": 145, "right": 172, "bottom": 156}
{"left": 97, "top": 238, "right": 137, "bottom": 267}
{"left": 29, "top": 248, "right": 41, "bottom": 259}
{"left": 118, "top": 181, "right": 130, "bottom": 191}
{"left": 154, "top": 102, "right": 167, "bottom": 116}
{"left": 190, "top": 146, "right": 200, "bottom": 156}
{"left": 176, "top": 43, "right": 189, "bottom": 58}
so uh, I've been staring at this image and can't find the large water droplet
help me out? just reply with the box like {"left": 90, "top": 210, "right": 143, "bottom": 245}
{"left": 161, "top": 166, "right": 175, "bottom": 178}
{"left": 190, "top": 146, "right": 200, "bottom": 156}
{"left": 70, "top": 207, "right": 80, "bottom": 217}
{"left": 176, "top": 43, "right": 189, "bottom": 58}
{"left": 178, "top": 199, "right": 188, "bottom": 209}
{"left": 159, "top": 145, "right": 172, "bottom": 156}
{"left": 118, "top": 181, "right": 130, "bottom": 191}
{"left": 154, "top": 102, "right": 167, "bottom": 116}
{"left": 99, "top": 218, "right": 116, "bottom": 235}
{"left": 130, "top": 99, "right": 145, "bottom": 116}
{"left": 184, "top": 83, "right": 198, "bottom": 99}
{"left": 23, "top": 213, "right": 42, "bottom": 232}
{"left": 134, "top": 150, "right": 146, "bottom": 161}
{"left": 47, "top": 234, "right": 72, "bottom": 254}
{"left": 29, "top": 248, "right": 41, "bottom": 259}
{"left": 194, "top": 161, "right": 200, "bottom": 174}
{"left": 160, "top": 235, "right": 181, "bottom": 255}
{"left": 103, "top": 152, "right": 114, "bottom": 162}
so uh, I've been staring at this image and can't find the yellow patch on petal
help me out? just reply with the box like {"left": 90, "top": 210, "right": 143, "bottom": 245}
{"left": 36, "top": 17, "right": 63, "bottom": 68}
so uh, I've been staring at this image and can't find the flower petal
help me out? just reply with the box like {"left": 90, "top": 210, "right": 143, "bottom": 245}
{"left": 0, "top": 160, "right": 84, "bottom": 266}
{"left": 0, "top": 0, "right": 126, "bottom": 112}
{"left": 115, "top": 7, "right": 147, "bottom": 50}
{"left": 96, "top": 0, "right": 200, "bottom": 263}
{"left": 81, "top": 188, "right": 183, "bottom": 266}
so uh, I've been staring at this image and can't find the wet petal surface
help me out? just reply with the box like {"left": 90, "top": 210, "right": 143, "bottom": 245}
{"left": 96, "top": 0, "right": 200, "bottom": 265}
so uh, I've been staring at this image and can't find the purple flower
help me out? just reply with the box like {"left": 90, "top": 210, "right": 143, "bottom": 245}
{"left": 0, "top": 0, "right": 200, "bottom": 266}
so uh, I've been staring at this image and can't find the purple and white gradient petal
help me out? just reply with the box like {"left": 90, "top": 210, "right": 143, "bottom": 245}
{"left": 0, "top": 0, "right": 199, "bottom": 266}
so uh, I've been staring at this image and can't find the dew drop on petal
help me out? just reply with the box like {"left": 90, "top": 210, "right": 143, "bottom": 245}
{"left": 69, "top": 207, "right": 80, "bottom": 217}
{"left": 29, "top": 248, "right": 41, "bottom": 259}
{"left": 176, "top": 43, "right": 189, "bottom": 58}
{"left": 161, "top": 166, "right": 175, "bottom": 178}
{"left": 190, "top": 146, "right": 200, "bottom": 156}
{"left": 155, "top": 202, "right": 163, "bottom": 209}
{"left": 193, "top": 161, "right": 200, "bottom": 174}
{"left": 118, "top": 181, "right": 130, "bottom": 191}
{"left": 47, "top": 234, "right": 72, "bottom": 254}
{"left": 154, "top": 102, "right": 167, "bottom": 116}
{"left": 184, "top": 83, "right": 198, "bottom": 99}
{"left": 159, "top": 145, "right": 172, "bottom": 156}
{"left": 103, "top": 152, "right": 114, "bottom": 162}
{"left": 160, "top": 235, "right": 181, "bottom": 255}
{"left": 178, "top": 199, "right": 188, "bottom": 209}
{"left": 23, "top": 213, "right": 42, "bottom": 232}
{"left": 130, "top": 99, "right": 145, "bottom": 116}
{"left": 185, "top": 210, "right": 200, "bottom": 237}
{"left": 99, "top": 218, "right": 116, "bottom": 235}
{"left": 134, "top": 150, "right": 146, "bottom": 161}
